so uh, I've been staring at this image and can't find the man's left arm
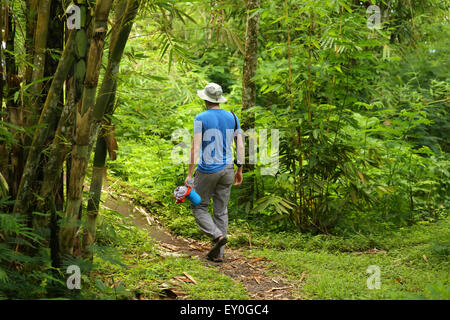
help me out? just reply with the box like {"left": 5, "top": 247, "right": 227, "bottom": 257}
{"left": 233, "top": 132, "right": 244, "bottom": 186}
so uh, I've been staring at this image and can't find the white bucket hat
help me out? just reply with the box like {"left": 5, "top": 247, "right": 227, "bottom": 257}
{"left": 197, "top": 83, "right": 227, "bottom": 104}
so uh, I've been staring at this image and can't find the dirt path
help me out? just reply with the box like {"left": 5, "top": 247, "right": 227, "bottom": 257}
{"left": 102, "top": 193, "right": 299, "bottom": 300}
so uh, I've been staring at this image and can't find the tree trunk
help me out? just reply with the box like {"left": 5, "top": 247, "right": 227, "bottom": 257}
{"left": 0, "top": 2, "right": 4, "bottom": 181}
{"left": 32, "top": 0, "right": 65, "bottom": 230}
{"left": 37, "top": 85, "right": 76, "bottom": 219}
{"left": 82, "top": 0, "right": 140, "bottom": 259}
{"left": 37, "top": 1, "right": 91, "bottom": 221}
{"left": 60, "top": 0, "right": 114, "bottom": 257}
{"left": 13, "top": 30, "right": 76, "bottom": 217}
{"left": 42, "top": 84, "right": 77, "bottom": 268}
{"left": 21, "top": 0, "right": 39, "bottom": 143}
{"left": 46, "top": 0, "right": 65, "bottom": 214}
{"left": 4, "top": 4, "right": 23, "bottom": 205}
{"left": 82, "top": 134, "right": 107, "bottom": 257}
{"left": 239, "top": 0, "right": 260, "bottom": 211}
{"left": 28, "top": 0, "right": 52, "bottom": 127}
{"left": 24, "top": 0, "right": 38, "bottom": 86}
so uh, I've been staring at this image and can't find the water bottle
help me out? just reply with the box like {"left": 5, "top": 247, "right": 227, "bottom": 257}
{"left": 173, "top": 179, "right": 202, "bottom": 206}
{"left": 186, "top": 179, "right": 202, "bottom": 206}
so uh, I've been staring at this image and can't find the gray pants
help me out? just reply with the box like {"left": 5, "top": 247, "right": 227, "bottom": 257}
{"left": 191, "top": 164, "right": 234, "bottom": 258}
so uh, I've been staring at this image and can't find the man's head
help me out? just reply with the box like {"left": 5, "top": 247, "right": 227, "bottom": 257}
{"left": 197, "top": 83, "right": 227, "bottom": 108}
{"left": 204, "top": 100, "right": 219, "bottom": 109}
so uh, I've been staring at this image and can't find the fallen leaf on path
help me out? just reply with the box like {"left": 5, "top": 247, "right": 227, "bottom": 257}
{"left": 159, "top": 251, "right": 183, "bottom": 258}
{"left": 160, "top": 243, "right": 178, "bottom": 251}
{"left": 366, "top": 248, "right": 387, "bottom": 254}
{"left": 249, "top": 257, "right": 265, "bottom": 264}
{"left": 354, "top": 248, "right": 387, "bottom": 255}
{"left": 183, "top": 272, "right": 197, "bottom": 284}
{"left": 226, "top": 257, "right": 239, "bottom": 262}
{"left": 171, "top": 290, "right": 186, "bottom": 297}
{"left": 254, "top": 277, "right": 261, "bottom": 285}
{"left": 189, "top": 244, "right": 205, "bottom": 251}
{"left": 173, "top": 276, "right": 188, "bottom": 284}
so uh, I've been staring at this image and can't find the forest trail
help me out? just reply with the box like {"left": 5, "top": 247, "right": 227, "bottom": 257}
{"left": 101, "top": 192, "right": 299, "bottom": 300}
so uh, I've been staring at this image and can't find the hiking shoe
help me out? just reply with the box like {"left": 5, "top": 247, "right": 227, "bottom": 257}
{"left": 206, "top": 236, "right": 227, "bottom": 261}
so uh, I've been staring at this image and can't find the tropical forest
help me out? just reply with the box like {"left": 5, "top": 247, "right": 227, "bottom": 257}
{"left": 0, "top": 0, "right": 449, "bottom": 301}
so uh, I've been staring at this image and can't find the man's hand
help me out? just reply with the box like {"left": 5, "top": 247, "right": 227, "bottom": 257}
{"left": 233, "top": 168, "right": 243, "bottom": 186}
{"left": 185, "top": 175, "right": 193, "bottom": 187}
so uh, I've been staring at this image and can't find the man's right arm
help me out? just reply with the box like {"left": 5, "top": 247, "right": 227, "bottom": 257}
{"left": 185, "top": 132, "right": 202, "bottom": 186}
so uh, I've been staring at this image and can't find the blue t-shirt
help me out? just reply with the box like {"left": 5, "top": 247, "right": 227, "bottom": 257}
{"left": 194, "top": 109, "right": 241, "bottom": 173}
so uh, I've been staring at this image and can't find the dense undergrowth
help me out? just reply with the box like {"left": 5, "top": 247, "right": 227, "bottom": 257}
{"left": 1, "top": 179, "right": 448, "bottom": 299}
{"left": 94, "top": 178, "right": 449, "bottom": 300}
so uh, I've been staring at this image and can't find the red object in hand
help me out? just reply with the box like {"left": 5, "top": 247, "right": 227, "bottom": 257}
{"left": 174, "top": 186, "right": 192, "bottom": 203}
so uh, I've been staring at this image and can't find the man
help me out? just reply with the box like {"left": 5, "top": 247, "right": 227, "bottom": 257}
{"left": 185, "top": 83, "right": 244, "bottom": 262}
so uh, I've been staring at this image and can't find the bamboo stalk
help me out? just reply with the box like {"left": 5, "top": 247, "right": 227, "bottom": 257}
{"left": 13, "top": 30, "right": 76, "bottom": 216}
{"left": 29, "top": 0, "right": 52, "bottom": 125}
{"left": 24, "top": 0, "right": 38, "bottom": 86}
{"left": 82, "top": 0, "right": 140, "bottom": 258}
{"left": 60, "top": 0, "right": 114, "bottom": 257}
{"left": 37, "top": 1, "right": 91, "bottom": 215}
{"left": 4, "top": 3, "right": 23, "bottom": 202}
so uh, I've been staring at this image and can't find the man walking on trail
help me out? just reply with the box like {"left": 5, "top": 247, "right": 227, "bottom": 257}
{"left": 185, "top": 83, "right": 245, "bottom": 262}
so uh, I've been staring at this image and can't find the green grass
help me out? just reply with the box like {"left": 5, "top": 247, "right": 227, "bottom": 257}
{"left": 89, "top": 207, "right": 449, "bottom": 300}
{"left": 89, "top": 207, "right": 248, "bottom": 300}
{"left": 245, "top": 218, "right": 450, "bottom": 300}
{"left": 86, "top": 170, "right": 449, "bottom": 300}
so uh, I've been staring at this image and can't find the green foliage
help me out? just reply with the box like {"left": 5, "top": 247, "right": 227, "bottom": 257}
{"left": 0, "top": 198, "right": 61, "bottom": 299}
{"left": 105, "top": 0, "right": 450, "bottom": 237}
{"left": 234, "top": 0, "right": 450, "bottom": 232}
{"left": 0, "top": 199, "right": 138, "bottom": 300}
{"left": 2, "top": 0, "right": 448, "bottom": 300}
{"left": 248, "top": 217, "right": 450, "bottom": 300}
{"left": 411, "top": 282, "right": 450, "bottom": 300}
{"left": 167, "top": 215, "right": 204, "bottom": 239}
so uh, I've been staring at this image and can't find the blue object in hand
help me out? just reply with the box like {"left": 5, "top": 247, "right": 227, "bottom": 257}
{"left": 186, "top": 188, "right": 202, "bottom": 206}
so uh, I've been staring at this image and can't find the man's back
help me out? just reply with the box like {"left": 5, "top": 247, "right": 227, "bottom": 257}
{"left": 194, "top": 109, "right": 241, "bottom": 174}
